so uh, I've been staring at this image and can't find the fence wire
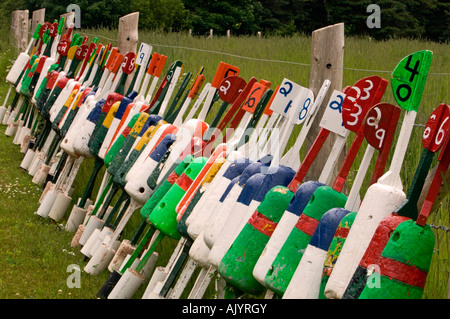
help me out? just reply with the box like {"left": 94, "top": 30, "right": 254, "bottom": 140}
{"left": 10, "top": 25, "right": 450, "bottom": 76}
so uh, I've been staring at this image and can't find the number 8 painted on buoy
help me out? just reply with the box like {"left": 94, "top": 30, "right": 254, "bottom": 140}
{"left": 121, "top": 52, "right": 136, "bottom": 75}
{"left": 297, "top": 97, "right": 311, "bottom": 124}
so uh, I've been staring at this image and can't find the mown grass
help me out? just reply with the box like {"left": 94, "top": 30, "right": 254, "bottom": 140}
{"left": 0, "top": 27, "right": 448, "bottom": 299}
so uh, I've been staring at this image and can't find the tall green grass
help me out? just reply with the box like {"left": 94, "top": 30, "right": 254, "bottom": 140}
{"left": 0, "top": 27, "right": 448, "bottom": 298}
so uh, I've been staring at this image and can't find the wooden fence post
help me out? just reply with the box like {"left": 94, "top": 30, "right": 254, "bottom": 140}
{"left": 31, "top": 9, "right": 45, "bottom": 33}
{"left": 60, "top": 12, "right": 75, "bottom": 35}
{"left": 306, "top": 22, "right": 345, "bottom": 182}
{"left": 11, "top": 10, "right": 29, "bottom": 53}
{"left": 118, "top": 12, "right": 139, "bottom": 93}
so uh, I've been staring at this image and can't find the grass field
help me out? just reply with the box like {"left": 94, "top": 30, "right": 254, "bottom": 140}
{"left": 0, "top": 27, "right": 448, "bottom": 299}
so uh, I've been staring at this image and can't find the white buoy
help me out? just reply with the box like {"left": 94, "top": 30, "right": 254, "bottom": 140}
{"left": 80, "top": 228, "right": 102, "bottom": 258}
{"left": 19, "top": 130, "right": 32, "bottom": 153}
{"left": 65, "top": 205, "right": 87, "bottom": 232}
{"left": 5, "top": 120, "right": 18, "bottom": 136}
{"left": 12, "top": 120, "right": 24, "bottom": 144}
{"left": 35, "top": 190, "right": 58, "bottom": 218}
{"left": 28, "top": 152, "right": 45, "bottom": 177}
{"left": 108, "top": 239, "right": 135, "bottom": 272}
{"left": 20, "top": 149, "right": 36, "bottom": 170}
{"left": 48, "top": 193, "right": 72, "bottom": 222}
{"left": 32, "top": 164, "right": 51, "bottom": 186}
{"left": 84, "top": 239, "right": 121, "bottom": 275}
{"left": 88, "top": 227, "right": 114, "bottom": 258}
{"left": 0, "top": 107, "right": 7, "bottom": 124}
{"left": 78, "top": 215, "right": 104, "bottom": 246}
{"left": 142, "top": 267, "right": 166, "bottom": 299}
{"left": 108, "top": 269, "right": 145, "bottom": 299}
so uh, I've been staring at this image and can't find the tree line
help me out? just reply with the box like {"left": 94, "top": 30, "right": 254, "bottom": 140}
{"left": 1, "top": 0, "right": 449, "bottom": 42}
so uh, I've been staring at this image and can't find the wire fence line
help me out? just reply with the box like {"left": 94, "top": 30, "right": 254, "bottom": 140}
{"left": 9, "top": 25, "right": 450, "bottom": 76}
{"left": 431, "top": 224, "right": 450, "bottom": 233}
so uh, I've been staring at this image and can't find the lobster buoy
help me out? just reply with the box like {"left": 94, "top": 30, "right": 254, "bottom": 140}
{"left": 318, "top": 211, "right": 357, "bottom": 299}
{"left": 148, "top": 157, "right": 208, "bottom": 239}
{"left": 283, "top": 207, "right": 352, "bottom": 299}
{"left": 264, "top": 186, "right": 347, "bottom": 296}
{"left": 218, "top": 185, "right": 294, "bottom": 295}
{"left": 253, "top": 180, "right": 324, "bottom": 286}
{"left": 358, "top": 218, "right": 433, "bottom": 299}
{"left": 140, "top": 155, "right": 195, "bottom": 220}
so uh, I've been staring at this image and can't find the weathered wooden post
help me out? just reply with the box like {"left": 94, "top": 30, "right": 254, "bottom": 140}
{"left": 306, "top": 22, "right": 345, "bottom": 182}
{"left": 11, "top": 10, "right": 29, "bottom": 53}
{"left": 31, "top": 9, "right": 45, "bottom": 34}
{"left": 118, "top": 12, "right": 139, "bottom": 93}
{"left": 59, "top": 12, "right": 75, "bottom": 34}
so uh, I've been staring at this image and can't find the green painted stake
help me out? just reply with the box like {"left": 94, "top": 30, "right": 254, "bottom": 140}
{"left": 164, "top": 72, "right": 192, "bottom": 119}
{"left": 106, "top": 193, "right": 131, "bottom": 230}
{"left": 135, "top": 231, "right": 166, "bottom": 273}
{"left": 77, "top": 157, "right": 104, "bottom": 209}
{"left": 104, "top": 112, "right": 152, "bottom": 172}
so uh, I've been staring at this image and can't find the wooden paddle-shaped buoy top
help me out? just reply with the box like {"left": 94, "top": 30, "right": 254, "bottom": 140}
{"left": 324, "top": 50, "right": 433, "bottom": 299}
{"left": 198, "top": 61, "right": 240, "bottom": 120}
{"left": 342, "top": 103, "right": 449, "bottom": 299}
{"left": 141, "top": 52, "right": 167, "bottom": 103}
